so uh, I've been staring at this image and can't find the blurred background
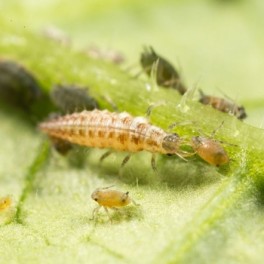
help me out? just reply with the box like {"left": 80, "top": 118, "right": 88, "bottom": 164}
{"left": 1, "top": 0, "right": 264, "bottom": 126}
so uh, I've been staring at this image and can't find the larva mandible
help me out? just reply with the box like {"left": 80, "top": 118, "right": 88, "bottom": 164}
{"left": 39, "top": 109, "right": 186, "bottom": 170}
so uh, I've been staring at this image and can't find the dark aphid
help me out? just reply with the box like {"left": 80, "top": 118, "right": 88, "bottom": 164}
{"left": 49, "top": 136, "right": 73, "bottom": 155}
{"left": 199, "top": 90, "right": 247, "bottom": 120}
{"left": 140, "top": 47, "right": 187, "bottom": 95}
{"left": 50, "top": 84, "right": 99, "bottom": 114}
{"left": 191, "top": 136, "right": 229, "bottom": 166}
{"left": 0, "top": 60, "right": 42, "bottom": 110}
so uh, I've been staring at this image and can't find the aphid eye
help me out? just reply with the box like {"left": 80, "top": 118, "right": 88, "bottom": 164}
{"left": 94, "top": 198, "right": 98, "bottom": 201}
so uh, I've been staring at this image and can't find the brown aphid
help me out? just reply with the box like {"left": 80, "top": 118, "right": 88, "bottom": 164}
{"left": 38, "top": 109, "right": 186, "bottom": 170}
{"left": 140, "top": 46, "right": 187, "bottom": 95}
{"left": 191, "top": 136, "right": 229, "bottom": 166}
{"left": 0, "top": 60, "right": 43, "bottom": 110}
{"left": 199, "top": 90, "right": 247, "bottom": 120}
{"left": 91, "top": 186, "right": 138, "bottom": 222}
{"left": 50, "top": 84, "right": 99, "bottom": 114}
{"left": 0, "top": 196, "right": 12, "bottom": 211}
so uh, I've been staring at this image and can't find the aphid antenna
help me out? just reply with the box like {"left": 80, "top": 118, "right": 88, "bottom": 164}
{"left": 145, "top": 101, "right": 166, "bottom": 118}
{"left": 210, "top": 120, "right": 225, "bottom": 138}
{"left": 100, "top": 185, "right": 116, "bottom": 190}
{"left": 167, "top": 120, "right": 196, "bottom": 132}
{"left": 100, "top": 95, "right": 118, "bottom": 112}
{"left": 216, "top": 87, "right": 235, "bottom": 102}
{"left": 198, "top": 88, "right": 205, "bottom": 97}
{"left": 177, "top": 85, "right": 198, "bottom": 112}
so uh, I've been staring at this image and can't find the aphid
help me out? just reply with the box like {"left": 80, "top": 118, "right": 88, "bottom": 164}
{"left": 190, "top": 122, "right": 230, "bottom": 166}
{"left": 199, "top": 89, "right": 247, "bottom": 120}
{"left": 50, "top": 84, "right": 99, "bottom": 114}
{"left": 91, "top": 186, "right": 138, "bottom": 222}
{"left": 191, "top": 136, "right": 229, "bottom": 166}
{"left": 84, "top": 45, "right": 125, "bottom": 65}
{"left": 39, "top": 109, "right": 187, "bottom": 170}
{"left": 140, "top": 46, "right": 187, "bottom": 95}
{"left": 42, "top": 26, "right": 71, "bottom": 46}
{"left": 50, "top": 136, "right": 73, "bottom": 155}
{"left": 0, "top": 196, "right": 12, "bottom": 211}
{"left": 0, "top": 60, "right": 43, "bottom": 110}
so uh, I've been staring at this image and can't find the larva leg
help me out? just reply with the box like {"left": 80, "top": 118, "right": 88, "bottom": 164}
{"left": 119, "top": 154, "right": 131, "bottom": 177}
{"left": 151, "top": 153, "right": 157, "bottom": 172}
{"left": 90, "top": 205, "right": 101, "bottom": 220}
{"left": 100, "top": 150, "right": 113, "bottom": 163}
{"left": 104, "top": 207, "right": 112, "bottom": 223}
{"left": 121, "top": 154, "right": 131, "bottom": 168}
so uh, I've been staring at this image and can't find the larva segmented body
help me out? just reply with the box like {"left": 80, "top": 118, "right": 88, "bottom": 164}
{"left": 39, "top": 109, "right": 181, "bottom": 155}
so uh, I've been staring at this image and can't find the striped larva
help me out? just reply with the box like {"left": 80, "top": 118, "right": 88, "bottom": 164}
{"left": 140, "top": 46, "right": 187, "bottom": 95}
{"left": 0, "top": 196, "right": 12, "bottom": 212}
{"left": 91, "top": 186, "right": 138, "bottom": 222}
{"left": 39, "top": 109, "right": 187, "bottom": 170}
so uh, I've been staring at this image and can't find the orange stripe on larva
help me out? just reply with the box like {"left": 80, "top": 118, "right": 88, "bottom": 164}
{"left": 39, "top": 109, "right": 181, "bottom": 155}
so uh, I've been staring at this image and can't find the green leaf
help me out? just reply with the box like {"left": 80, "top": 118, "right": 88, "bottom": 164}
{"left": 1, "top": 1, "right": 264, "bottom": 263}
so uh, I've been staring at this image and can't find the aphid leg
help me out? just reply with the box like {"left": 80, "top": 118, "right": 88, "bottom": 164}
{"left": 167, "top": 120, "right": 195, "bottom": 132}
{"left": 131, "top": 199, "right": 140, "bottom": 206}
{"left": 100, "top": 185, "right": 115, "bottom": 190}
{"left": 104, "top": 207, "right": 112, "bottom": 223}
{"left": 151, "top": 154, "right": 158, "bottom": 172}
{"left": 100, "top": 150, "right": 113, "bottom": 163}
{"left": 90, "top": 205, "right": 101, "bottom": 220}
{"left": 119, "top": 154, "right": 131, "bottom": 176}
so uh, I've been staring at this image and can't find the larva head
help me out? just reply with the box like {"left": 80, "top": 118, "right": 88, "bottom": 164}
{"left": 162, "top": 133, "right": 181, "bottom": 154}
{"left": 192, "top": 136, "right": 229, "bottom": 166}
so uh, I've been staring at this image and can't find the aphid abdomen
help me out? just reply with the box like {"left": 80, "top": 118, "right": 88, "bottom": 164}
{"left": 39, "top": 110, "right": 167, "bottom": 153}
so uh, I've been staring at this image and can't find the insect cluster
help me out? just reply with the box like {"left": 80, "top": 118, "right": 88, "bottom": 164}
{"left": 39, "top": 109, "right": 229, "bottom": 167}
{"left": 140, "top": 47, "right": 247, "bottom": 120}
